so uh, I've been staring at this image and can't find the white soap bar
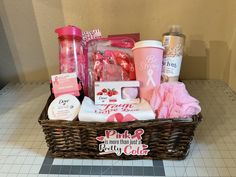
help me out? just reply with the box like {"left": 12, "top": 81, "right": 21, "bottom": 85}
{"left": 48, "top": 94, "right": 80, "bottom": 121}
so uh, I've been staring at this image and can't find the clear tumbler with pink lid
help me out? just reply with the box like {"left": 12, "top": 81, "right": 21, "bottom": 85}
{"left": 55, "top": 25, "right": 87, "bottom": 93}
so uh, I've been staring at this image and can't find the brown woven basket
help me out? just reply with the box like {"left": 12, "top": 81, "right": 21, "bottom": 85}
{"left": 38, "top": 95, "right": 202, "bottom": 160}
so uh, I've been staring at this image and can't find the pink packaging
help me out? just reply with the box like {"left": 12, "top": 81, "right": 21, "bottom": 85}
{"left": 132, "top": 40, "right": 164, "bottom": 102}
{"left": 51, "top": 72, "right": 82, "bottom": 98}
{"left": 82, "top": 29, "right": 102, "bottom": 95}
{"left": 94, "top": 81, "right": 140, "bottom": 105}
{"left": 87, "top": 37, "right": 136, "bottom": 99}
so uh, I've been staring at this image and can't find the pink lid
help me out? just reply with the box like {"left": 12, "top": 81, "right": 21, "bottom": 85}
{"left": 55, "top": 25, "right": 82, "bottom": 38}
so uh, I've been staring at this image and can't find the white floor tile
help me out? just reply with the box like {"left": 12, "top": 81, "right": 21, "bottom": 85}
{"left": 217, "top": 167, "right": 230, "bottom": 177}
{"left": 33, "top": 157, "right": 44, "bottom": 165}
{"left": 29, "top": 165, "right": 41, "bottom": 174}
{"left": 19, "top": 165, "right": 32, "bottom": 174}
{"left": 203, "top": 158, "right": 216, "bottom": 167}
{"left": 72, "top": 159, "right": 83, "bottom": 165}
{"left": 0, "top": 165, "right": 12, "bottom": 173}
{"left": 213, "top": 158, "right": 226, "bottom": 167}
{"left": 112, "top": 160, "right": 123, "bottom": 166}
{"left": 223, "top": 158, "right": 236, "bottom": 167}
{"left": 102, "top": 159, "right": 113, "bottom": 166}
{"left": 165, "top": 167, "right": 176, "bottom": 176}
{"left": 24, "top": 156, "right": 36, "bottom": 165}
{"left": 173, "top": 160, "right": 185, "bottom": 167}
{"left": 53, "top": 158, "right": 63, "bottom": 165}
{"left": 82, "top": 159, "right": 93, "bottom": 165}
{"left": 228, "top": 168, "right": 236, "bottom": 177}
{"left": 92, "top": 159, "right": 103, "bottom": 166}
{"left": 174, "top": 167, "right": 186, "bottom": 177}
{"left": 230, "top": 151, "right": 236, "bottom": 158}
{"left": 7, "top": 174, "right": 20, "bottom": 177}
{"left": 201, "top": 150, "right": 212, "bottom": 159}
{"left": 8, "top": 165, "right": 22, "bottom": 174}
{"left": 5, "top": 156, "right": 17, "bottom": 164}
{"left": 15, "top": 156, "right": 26, "bottom": 165}
{"left": 163, "top": 160, "right": 174, "bottom": 167}
{"left": 220, "top": 151, "right": 232, "bottom": 158}
{"left": 195, "top": 167, "right": 209, "bottom": 176}
{"left": 193, "top": 158, "right": 205, "bottom": 167}
{"left": 186, "top": 167, "right": 198, "bottom": 176}
{"left": 62, "top": 159, "right": 73, "bottom": 165}
{"left": 17, "top": 173, "right": 29, "bottom": 177}
{"left": 142, "top": 160, "right": 153, "bottom": 166}
{"left": 184, "top": 159, "right": 195, "bottom": 166}
{"left": 131, "top": 160, "right": 142, "bottom": 166}
{"left": 206, "top": 167, "right": 220, "bottom": 177}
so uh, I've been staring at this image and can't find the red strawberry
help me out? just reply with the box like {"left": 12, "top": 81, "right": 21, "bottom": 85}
{"left": 97, "top": 92, "right": 103, "bottom": 95}
{"left": 107, "top": 91, "right": 113, "bottom": 97}
{"left": 102, "top": 88, "right": 107, "bottom": 93}
{"left": 112, "top": 90, "right": 118, "bottom": 95}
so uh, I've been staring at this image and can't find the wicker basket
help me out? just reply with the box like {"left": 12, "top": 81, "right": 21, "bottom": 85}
{"left": 38, "top": 95, "right": 202, "bottom": 160}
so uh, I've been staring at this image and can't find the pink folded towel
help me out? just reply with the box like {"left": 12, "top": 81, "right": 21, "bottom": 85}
{"left": 150, "top": 82, "right": 201, "bottom": 118}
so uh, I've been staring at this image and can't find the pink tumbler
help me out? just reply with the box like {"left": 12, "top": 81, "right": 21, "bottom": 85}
{"left": 55, "top": 26, "right": 88, "bottom": 94}
{"left": 132, "top": 40, "right": 164, "bottom": 102}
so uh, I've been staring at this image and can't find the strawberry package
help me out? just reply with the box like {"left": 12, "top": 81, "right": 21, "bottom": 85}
{"left": 87, "top": 37, "right": 136, "bottom": 98}
{"left": 95, "top": 81, "right": 140, "bottom": 105}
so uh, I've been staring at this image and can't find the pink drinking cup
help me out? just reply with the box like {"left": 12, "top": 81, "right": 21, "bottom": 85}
{"left": 132, "top": 40, "right": 164, "bottom": 102}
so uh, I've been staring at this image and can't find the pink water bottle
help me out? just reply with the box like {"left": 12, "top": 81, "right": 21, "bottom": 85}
{"left": 55, "top": 26, "right": 87, "bottom": 94}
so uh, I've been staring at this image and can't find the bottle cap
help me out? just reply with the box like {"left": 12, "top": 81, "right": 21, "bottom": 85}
{"left": 169, "top": 25, "right": 182, "bottom": 34}
{"left": 55, "top": 25, "right": 82, "bottom": 38}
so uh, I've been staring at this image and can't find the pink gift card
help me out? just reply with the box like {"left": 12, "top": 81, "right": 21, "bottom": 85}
{"left": 51, "top": 73, "right": 81, "bottom": 97}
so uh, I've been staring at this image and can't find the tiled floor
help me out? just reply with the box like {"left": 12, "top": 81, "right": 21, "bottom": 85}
{"left": 0, "top": 80, "right": 236, "bottom": 177}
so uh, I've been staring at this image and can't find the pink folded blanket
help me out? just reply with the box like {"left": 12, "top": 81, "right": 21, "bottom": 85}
{"left": 150, "top": 82, "right": 201, "bottom": 118}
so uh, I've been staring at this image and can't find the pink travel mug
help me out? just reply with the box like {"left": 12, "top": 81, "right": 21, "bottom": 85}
{"left": 132, "top": 40, "right": 164, "bottom": 102}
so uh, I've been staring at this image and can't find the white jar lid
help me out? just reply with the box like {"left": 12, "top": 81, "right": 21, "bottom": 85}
{"left": 132, "top": 40, "right": 164, "bottom": 50}
{"left": 48, "top": 94, "right": 80, "bottom": 121}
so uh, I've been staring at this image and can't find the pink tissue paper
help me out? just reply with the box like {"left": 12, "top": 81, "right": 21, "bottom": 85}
{"left": 150, "top": 82, "right": 201, "bottom": 118}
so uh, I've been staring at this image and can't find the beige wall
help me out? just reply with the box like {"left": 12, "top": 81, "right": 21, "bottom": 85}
{"left": 0, "top": 0, "right": 49, "bottom": 81}
{"left": 0, "top": 0, "right": 235, "bottom": 91}
{"left": 226, "top": 0, "right": 236, "bottom": 92}
{"left": 32, "top": 0, "right": 65, "bottom": 76}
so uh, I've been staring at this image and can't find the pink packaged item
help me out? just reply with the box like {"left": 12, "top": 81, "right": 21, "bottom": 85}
{"left": 78, "top": 97, "right": 155, "bottom": 122}
{"left": 132, "top": 40, "right": 164, "bottom": 102}
{"left": 51, "top": 73, "right": 82, "bottom": 97}
{"left": 55, "top": 25, "right": 87, "bottom": 94}
{"left": 150, "top": 82, "right": 201, "bottom": 118}
{"left": 82, "top": 29, "right": 102, "bottom": 48}
{"left": 95, "top": 81, "right": 140, "bottom": 105}
{"left": 82, "top": 29, "right": 102, "bottom": 96}
{"left": 108, "top": 33, "right": 140, "bottom": 42}
{"left": 87, "top": 37, "right": 136, "bottom": 98}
